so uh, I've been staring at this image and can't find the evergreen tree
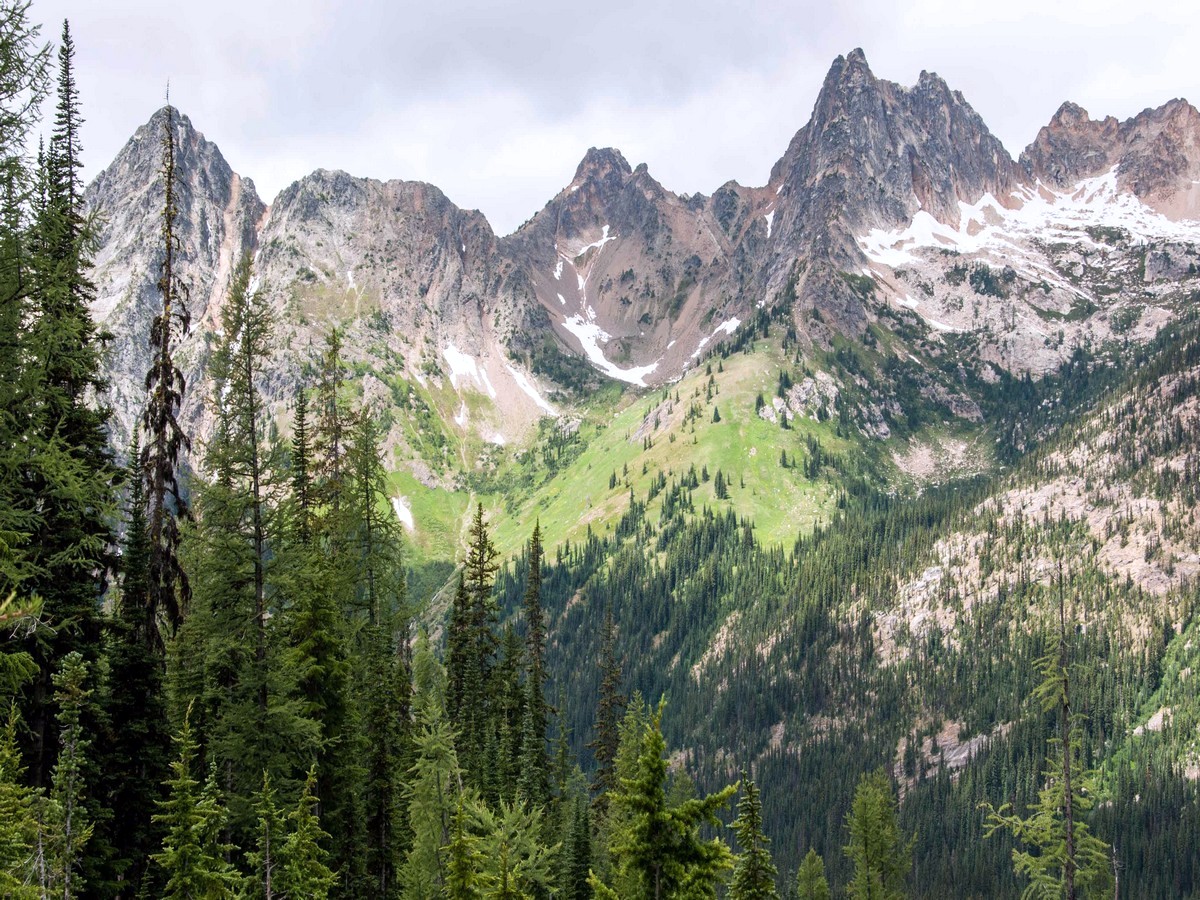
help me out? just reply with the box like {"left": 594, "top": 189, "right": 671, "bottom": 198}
{"left": 280, "top": 766, "right": 337, "bottom": 900}
{"left": 456, "top": 503, "right": 499, "bottom": 787}
{"left": 793, "top": 849, "right": 829, "bottom": 900}
{"left": 983, "top": 575, "right": 1113, "bottom": 899}
{"left": 594, "top": 699, "right": 735, "bottom": 900}
{"left": 43, "top": 651, "right": 92, "bottom": 898}
{"left": 246, "top": 771, "right": 286, "bottom": 900}
{"left": 18, "top": 15, "right": 114, "bottom": 791}
{"left": 151, "top": 709, "right": 240, "bottom": 899}
{"left": 843, "top": 770, "right": 909, "bottom": 900}
{"left": 141, "top": 100, "right": 191, "bottom": 648}
{"left": 0, "top": 705, "right": 38, "bottom": 897}
{"left": 729, "top": 774, "right": 779, "bottom": 900}
{"left": 518, "top": 523, "right": 550, "bottom": 808}
{"left": 589, "top": 605, "right": 624, "bottom": 805}
{"left": 401, "top": 633, "right": 462, "bottom": 897}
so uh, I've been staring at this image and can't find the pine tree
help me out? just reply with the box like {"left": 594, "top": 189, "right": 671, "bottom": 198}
{"left": 794, "top": 849, "right": 829, "bottom": 900}
{"left": 729, "top": 774, "right": 779, "bottom": 900}
{"left": 141, "top": 100, "right": 191, "bottom": 648}
{"left": 843, "top": 770, "right": 910, "bottom": 900}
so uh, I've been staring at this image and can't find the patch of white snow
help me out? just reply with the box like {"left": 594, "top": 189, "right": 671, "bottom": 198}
{"left": 391, "top": 496, "right": 415, "bottom": 532}
{"left": 505, "top": 364, "right": 558, "bottom": 416}
{"left": 560, "top": 315, "right": 660, "bottom": 386}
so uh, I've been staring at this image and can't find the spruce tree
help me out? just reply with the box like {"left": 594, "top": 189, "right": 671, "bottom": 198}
{"left": 729, "top": 774, "right": 779, "bottom": 900}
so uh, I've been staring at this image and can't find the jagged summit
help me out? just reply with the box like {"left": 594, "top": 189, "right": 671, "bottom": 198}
{"left": 1021, "top": 97, "right": 1200, "bottom": 219}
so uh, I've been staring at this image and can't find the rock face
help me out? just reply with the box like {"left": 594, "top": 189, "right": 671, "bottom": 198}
{"left": 1021, "top": 99, "right": 1200, "bottom": 220}
{"left": 499, "top": 147, "right": 757, "bottom": 382}
{"left": 85, "top": 52, "right": 1200, "bottom": 462}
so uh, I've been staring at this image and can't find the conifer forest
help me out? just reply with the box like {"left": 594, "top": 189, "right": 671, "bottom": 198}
{"left": 1, "top": 3, "right": 1199, "bottom": 898}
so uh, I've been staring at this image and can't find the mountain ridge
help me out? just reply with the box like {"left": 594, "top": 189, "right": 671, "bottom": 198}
{"left": 84, "top": 51, "right": 1200, "bottom": 472}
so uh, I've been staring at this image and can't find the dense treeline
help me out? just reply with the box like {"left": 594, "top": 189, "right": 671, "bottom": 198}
{"left": 2, "top": 5, "right": 1200, "bottom": 899}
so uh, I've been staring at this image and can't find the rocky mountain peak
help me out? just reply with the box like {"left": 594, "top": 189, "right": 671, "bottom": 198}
{"left": 1021, "top": 97, "right": 1200, "bottom": 219}
{"left": 572, "top": 147, "right": 633, "bottom": 188}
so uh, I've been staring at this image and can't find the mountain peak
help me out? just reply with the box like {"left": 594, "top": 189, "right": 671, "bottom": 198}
{"left": 573, "top": 147, "right": 633, "bottom": 183}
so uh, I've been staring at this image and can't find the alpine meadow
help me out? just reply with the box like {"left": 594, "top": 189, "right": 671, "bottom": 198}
{"left": 4, "top": 2, "right": 1200, "bottom": 898}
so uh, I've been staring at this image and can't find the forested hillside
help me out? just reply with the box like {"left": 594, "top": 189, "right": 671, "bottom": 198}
{"left": 2, "top": 4, "right": 1199, "bottom": 899}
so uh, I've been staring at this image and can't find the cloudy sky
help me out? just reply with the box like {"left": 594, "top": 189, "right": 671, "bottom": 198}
{"left": 30, "top": 0, "right": 1199, "bottom": 235}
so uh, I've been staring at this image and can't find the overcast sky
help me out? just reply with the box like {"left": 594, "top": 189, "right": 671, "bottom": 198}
{"left": 28, "top": 0, "right": 1199, "bottom": 236}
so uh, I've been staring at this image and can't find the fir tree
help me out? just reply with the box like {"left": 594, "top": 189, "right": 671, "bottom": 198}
{"left": 0, "top": 705, "right": 38, "bottom": 897}
{"left": 280, "top": 766, "right": 337, "bottom": 900}
{"left": 794, "top": 849, "right": 829, "bottom": 900}
{"left": 518, "top": 523, "right": 550, "bottom": 808}
{"left": 593, "top": 699, "right": 735, "bottom": 900}
{"left": 18, "top": 15, "right": 114, "bottom": 790}
{"left": 402, "top": 634, "right": 462, "bottom": 897}
{"left": 589, "top": 605, "right": 624, "bottom": 806}
{"left": 246, "top": 771, "right": 286, "bottom": 900}
{"left": 983, "top": 573, "right": 1113, "bottom": 899}
{"left": 729, "top": 774, "right": 779, "bottom": 900}
{"left": 843, "top": 770, "right": 910, "bottom": 900}
{"left": 151, "top": 709, "right": 240, "bottom": 899}
{"left": 43, "top": 651, "right": 92, "bottom": 899}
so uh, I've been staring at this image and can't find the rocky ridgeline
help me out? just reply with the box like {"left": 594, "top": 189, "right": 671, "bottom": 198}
{"left": 86, "top": 51, "right": 1200, "bottom": 462}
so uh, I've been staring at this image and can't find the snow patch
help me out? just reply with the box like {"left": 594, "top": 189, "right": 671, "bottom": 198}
{"left": 556, "top": 293, "right": 566, "bottom": 305}
{"left": 764, "top": 209, "right": 775, "bottom": 238}
{"left": 391, "top": 496, "right": 415, "bottom": 532}
{"left": 574, "top": 224, "right": 615, "bottom": 256}
{"left": 442, "top": 345, "right": 497, "bottom": 398}
{"left": 858, "top": 165, "right": 1200, "bottom": 268}
{"left": 560, "top": 315, "right": 660, "bottom": 386}
{"left": 454, "top": 402, "right": 468, "bottom": 427}
{"left": 504, "top": 364, "right": 558, "bottom": 416}
{"left": 691, "top": 318, "right": 741, "bottom": 360}
{"left": 553, "top": 259, "right": 563, "bottom": 281}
